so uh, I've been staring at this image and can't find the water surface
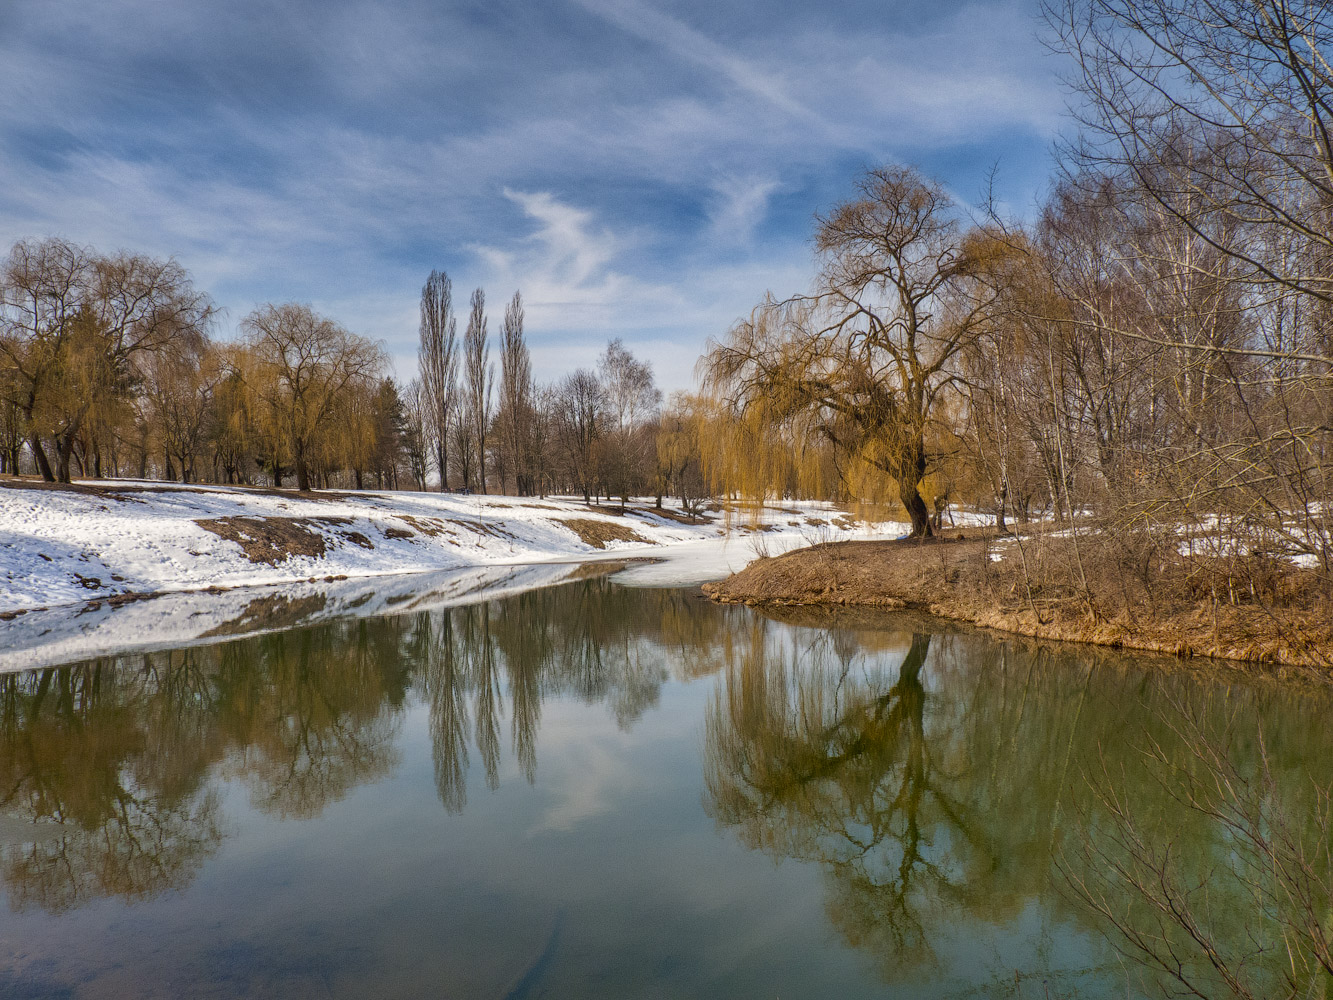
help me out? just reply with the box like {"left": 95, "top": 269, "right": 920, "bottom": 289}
{"left": 0, "top": 578, "right": 1328, "bottom": 998}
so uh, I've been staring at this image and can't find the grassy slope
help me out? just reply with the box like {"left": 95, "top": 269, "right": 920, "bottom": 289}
{"left": 703, "top": 529, "right": 1333, "bottom": 672}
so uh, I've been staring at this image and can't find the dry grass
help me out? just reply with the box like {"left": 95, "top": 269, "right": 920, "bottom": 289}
{"left": 636, "top": 506, "right": 713, "bottom": 525}
{"left": 703, "top": 527, "right": 1333, "bottom": 671}
{"left": 196, "top": 515, "right": 376, "bottom": 563}
{"left": 559, "top": 518, "right": 653, "bottom": 549}
{"left": 197, "top": 516, "right": 331, "bottom": 564}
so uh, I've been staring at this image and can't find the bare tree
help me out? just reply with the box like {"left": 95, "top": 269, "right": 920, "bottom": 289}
{"left": 417, "top": 270, "right": 458, "bottom": 490}
{"left": 496, "top": 291, "right": 535, "bottom": 495}
{"left": 554, "top": 368, "right": 604, "bottom": 503}
{"left": 462, "top": 288, "right": 492, "bottom": 493}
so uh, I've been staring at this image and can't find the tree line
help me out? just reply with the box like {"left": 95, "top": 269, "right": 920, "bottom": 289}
{"left": 0, "top": 241, "right": 715, "bottom": 504}
{"left": 700, "top": 0, "right": 1332, "bottom": 582}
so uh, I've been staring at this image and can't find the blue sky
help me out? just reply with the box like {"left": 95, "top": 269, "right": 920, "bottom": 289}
{"left": 0, "top": 0, "right": 1066, "bottom": 390}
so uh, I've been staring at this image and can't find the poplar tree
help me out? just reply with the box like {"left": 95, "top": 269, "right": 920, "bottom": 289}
{"left": 462, "top": 288, "right": 492, "bottom": 492}
{"left": 417, "top": 270, "right": 458, "bottom": 489}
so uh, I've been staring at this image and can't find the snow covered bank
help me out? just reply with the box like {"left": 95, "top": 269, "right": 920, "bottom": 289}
{"left": 0, "top": 480, "right": 903, "bottom": 670}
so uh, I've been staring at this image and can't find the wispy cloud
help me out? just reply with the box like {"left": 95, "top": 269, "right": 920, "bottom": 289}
{"left": 0, "top": 0, "right": 1064, "bottom": 391}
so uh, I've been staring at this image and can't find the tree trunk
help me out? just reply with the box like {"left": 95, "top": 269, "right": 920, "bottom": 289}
{"left": 57, "top": 434, "right": 75, "bottom": 483}
{"left": 296, "top": 448, "right": 311, "bottom": 492}
{"left": 30, "top": 435, "right": 55, "bottom": 482}
{"left": 900, "top": 480, "right": 933, "bottom": 538}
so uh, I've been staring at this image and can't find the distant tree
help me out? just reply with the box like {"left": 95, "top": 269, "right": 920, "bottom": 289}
{"left": 240, "top": 303, "right": 385, "bottom": 492}
{"left": 703, "top": 167, "right": 1004, "bottom": 536}
{"left": 401, "top": 378, "right": 430, "bottom": 491}
{"left": 0, "top": 238, "right": 213, "bottom": 482}
{"left": 146, "top": 337, "right": 224, "bottom": 483}
{"left": 461, "top": 288, "right": 493, "bottom": 492}
{"left": 417, "top": 270, "right": 458, "bottom": 489}
{"left": 554, "top": 368, "right": 604, "bottom": 502}
{"left": 597, "top": 338, "right": 660, "bottom": 506}
{"left": 496, "top": 291, "right": 535, "bottom": 495}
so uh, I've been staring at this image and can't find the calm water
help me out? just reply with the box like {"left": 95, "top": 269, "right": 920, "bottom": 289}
{"left": 0, "top": 578, "right": 1329, "bottom": 998}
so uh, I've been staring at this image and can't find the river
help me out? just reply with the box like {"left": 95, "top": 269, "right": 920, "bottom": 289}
{"left": 0, "top": 576, "right": 1328, "bottom": 998}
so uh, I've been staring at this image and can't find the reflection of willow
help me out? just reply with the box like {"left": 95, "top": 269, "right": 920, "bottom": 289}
{"left": 705, "top": 628, "right": 977, "bottom": 969}
{"left": 220, "top": 621, "right": 409, "bottom": 820}
{"left": 0, "top": 656, "right": 223, "bottom": 913}
{"left": 0, "top": 615, "right": 413, "bottom": 912}
{"left": 706, "top": 613, "right": 1333, "bottom": 991}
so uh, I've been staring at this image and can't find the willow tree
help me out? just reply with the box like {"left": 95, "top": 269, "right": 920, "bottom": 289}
{"left": 702, "top": 166, "right": 1004, "bottom": 536}
{"left": 241, "top": 303, "right": 386, "bottom": 492}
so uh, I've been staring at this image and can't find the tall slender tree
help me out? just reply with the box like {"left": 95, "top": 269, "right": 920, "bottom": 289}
{"left": 417, "top": 270, "right": 458, "bottom": 490}
{"left": 462, "top": 288, "right": 493, "bottom": 492}
{"left": 497, "top": 291, "right": 534, "bottom": 495}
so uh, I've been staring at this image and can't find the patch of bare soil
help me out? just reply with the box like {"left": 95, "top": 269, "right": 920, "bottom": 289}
{"left": 443, "top": 518, "right": 515, "bottom": 540}
{"left": 0, "top": 477, "right": 146, "bottom": 502}
{"left": 201, "top": 593, "right": 329, "bottom": 637}
{"left": 583, "top": 503, "right": 631, "bottom": 517}
{"left": 703, "top": 530, "right": 1333, "bottom": 671}
{"left": 637, "top": 506, "right": 713, "bottom": 525}
{"left": 397, "top": 515, "right": 452, "bottom": 537}
{"left": 196, "top": 517, "right": 330, "bottom": 564}
{"left": 197, "top": 515, "right": 378, "bottom": 562}
{"left": 559, "top": 518, "right": 654, "bottom": 549}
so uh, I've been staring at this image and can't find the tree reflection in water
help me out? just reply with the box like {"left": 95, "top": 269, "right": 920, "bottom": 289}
{"left": 0, "top": 579, "right": 733, "bottom": 910}
{"left": 0, "top": 580, "right": 1329, "bottom": 999}
{"left": 702, "top": 610, "right": 1333, "bottom": 993}
{"left": 0, "top": 616, "right": 414, "bottom": 912}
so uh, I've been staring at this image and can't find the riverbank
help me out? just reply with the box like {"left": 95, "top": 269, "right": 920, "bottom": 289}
{"left": 702, "top": 529, "right": 1333, "bottom": 672}
{"left": 0, "top": 477, "right": 898, "bottom": 616}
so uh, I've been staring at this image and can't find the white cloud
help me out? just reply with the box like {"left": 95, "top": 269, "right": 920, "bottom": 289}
{"left": 707, "top": 174, "right": 781, "bottom": 245}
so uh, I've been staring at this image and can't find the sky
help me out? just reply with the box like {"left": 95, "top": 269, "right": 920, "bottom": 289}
{"left": 0, "top": 0, "right": 1068, "bottom": 392}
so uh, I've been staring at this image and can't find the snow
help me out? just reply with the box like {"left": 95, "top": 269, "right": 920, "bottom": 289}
{"left": 0, "top": 482, "right": 904, "bottom": 672}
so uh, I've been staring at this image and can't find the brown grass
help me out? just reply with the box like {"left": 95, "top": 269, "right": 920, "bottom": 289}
{"left": 397, "top": 515, "right": 452, "bottom": 537}
{"left": 559, "top": 518, "right": 653, "bottom": 549}
{"left": 197, "top": 517, "right": 330, "bottom": 564}
{"left": 196, "top": 515, "right": 377, "bottom": 563}
{"left": 703, "top": 528, "right": 1333, "bottom": 671}
{"left": 636, "top": 506, "right": 713, "bottom": 525}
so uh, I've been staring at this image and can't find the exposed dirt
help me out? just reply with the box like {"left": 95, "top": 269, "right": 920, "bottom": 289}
{"left": 703, "top": 530, "right": 1333, "bottom": 672}
{"left": 559, "top": 518, "right": 654, "bottom": 549}
{"left": 397, "top": 515, "right": 453, "bottom": 537}
{"left": 196, "top": 517, "right": 331, "bottom": 564}
{"left": 639, "top": 506, "right": 713, "bottom": 525}
{"left": 0, "top": 474, "right": 405, "bottom": 505}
